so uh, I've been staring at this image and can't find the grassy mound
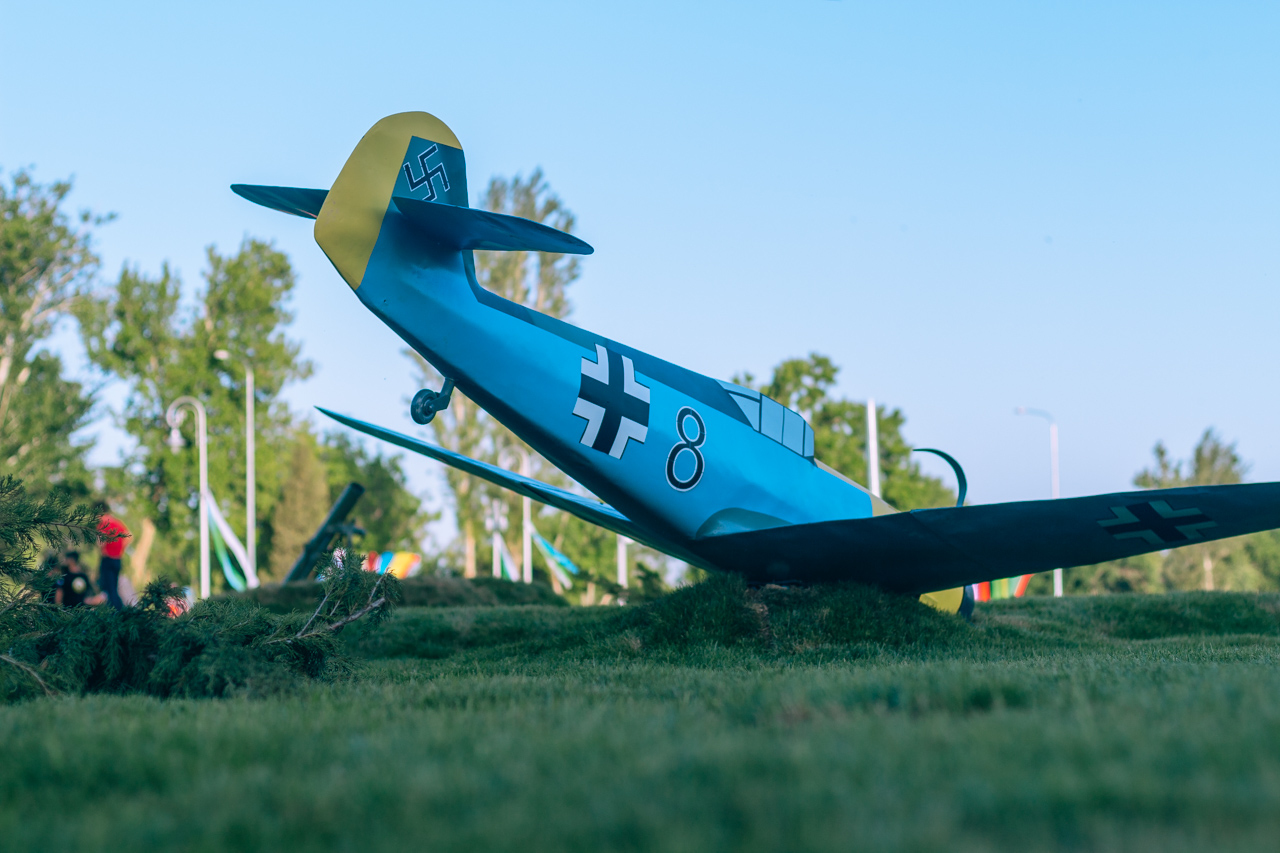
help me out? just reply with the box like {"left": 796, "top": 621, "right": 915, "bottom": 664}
{"left": 235, "top": 574, "right": 566, "bottom": 613}
{"left": 346, "top": 574, "right": 972, "bottom": 661}
{"left": 344, "top": 579, "right": 1280, "bottom": 666}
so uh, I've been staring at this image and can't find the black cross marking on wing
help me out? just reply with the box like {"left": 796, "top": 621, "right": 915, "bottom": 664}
{"left": 1097, "top": 501, "right": 1217, "bottom": 546}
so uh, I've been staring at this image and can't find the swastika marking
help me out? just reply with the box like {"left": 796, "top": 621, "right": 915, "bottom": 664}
{"left": 403, "top": 144, "right": 450, "bottom": 201}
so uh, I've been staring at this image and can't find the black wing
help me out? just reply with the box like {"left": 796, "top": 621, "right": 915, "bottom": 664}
{"left": 695, "top": 484, "right": 1280, "bottom": 594}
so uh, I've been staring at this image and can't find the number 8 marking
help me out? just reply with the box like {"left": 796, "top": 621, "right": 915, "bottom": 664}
{"left": 666, "top": 407, "right": 706, "bottom": 491}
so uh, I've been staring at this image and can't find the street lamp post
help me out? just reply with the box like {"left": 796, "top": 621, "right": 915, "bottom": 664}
{"left": 216, "top": 351, "right": 256, "bottom": 582}
{"left": 1016, "top": 406, "right": 1062, "bottom": 597}
{"left": 617, "top": 535, "right": 630, "bottom": 590}
{"left": 867, "top": 397, "right": 881, "bottom": 498}
{"left": 166, "top": 396, "right": 210, "bottom": 599}
{"left": 483, "top": 495, "right": 510, "bottom": 579}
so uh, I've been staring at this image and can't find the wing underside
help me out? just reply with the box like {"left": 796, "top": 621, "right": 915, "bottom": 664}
{"left": 695, "top": 483, "right": 1280, "bottom": 594}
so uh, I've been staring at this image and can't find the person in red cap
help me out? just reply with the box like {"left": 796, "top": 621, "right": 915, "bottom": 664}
{"left": 95, "top": 503, "right": 131, "bottom": 610}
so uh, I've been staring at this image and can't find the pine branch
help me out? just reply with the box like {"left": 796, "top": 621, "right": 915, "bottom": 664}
{"left": 296, "top": 587, "right": 333, "bottom": 638}
{"left": 326, "top": 596, "right": 388, "bottom": 633}
{"left": 0, "top": 654, "right": 57, "bottom": 697}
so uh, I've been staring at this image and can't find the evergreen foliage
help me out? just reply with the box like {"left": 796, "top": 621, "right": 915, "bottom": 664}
{"left": 0, "top": 474, "right": 400, "bottom": 701}
{"left": 0, "top": 474, "right": 102, "bottom": 693}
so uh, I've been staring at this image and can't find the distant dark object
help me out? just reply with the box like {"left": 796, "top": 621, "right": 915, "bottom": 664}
{"left": 285, "top": 483, "right": 366, "bottom": 582}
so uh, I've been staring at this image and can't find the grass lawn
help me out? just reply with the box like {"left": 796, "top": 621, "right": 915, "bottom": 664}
{"left": 4, "top": 579, "right": 1280, "bottom": 852}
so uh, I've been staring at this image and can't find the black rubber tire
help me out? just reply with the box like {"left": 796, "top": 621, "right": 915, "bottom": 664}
{"left": 410, "top": 389, "right": 438, "bottom": 425}
{"left": 959, "top": 584, "right": 976, "bottom": 622}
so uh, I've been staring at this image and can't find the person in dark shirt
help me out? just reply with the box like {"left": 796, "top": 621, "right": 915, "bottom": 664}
{"left": 55, "top": 551, "right": 106, "bottom": 608}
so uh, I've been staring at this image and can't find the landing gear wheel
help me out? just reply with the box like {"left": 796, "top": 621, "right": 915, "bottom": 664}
{"left": 959, "top": 584, "right": 976, "bottom": 622}
{"left": 411, "top": 389, "right": 440, "bottom": 425}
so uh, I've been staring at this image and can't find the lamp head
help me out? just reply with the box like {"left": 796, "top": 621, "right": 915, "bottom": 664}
{"left": 167, "top": 426, "right": 185, "bottom": 454}
{"left": 214, "top": 349, "right": 230, "bottom": 361}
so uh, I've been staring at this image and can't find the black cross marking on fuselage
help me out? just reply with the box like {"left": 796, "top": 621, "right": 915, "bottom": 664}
{"left": 403, "top": 145, "right": 450, "bottom": 201}
{"left": 578, "top": 349, "right": 648, "bottom": 454}
{"left": 1098, "top": 501, "right": 1215, "bottom": 545}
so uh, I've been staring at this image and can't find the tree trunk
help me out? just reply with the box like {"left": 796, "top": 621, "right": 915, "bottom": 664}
{"left": 130, "top": 518, "right": 157, "bottom": 584}
{"left": 463, "top": 522, "right": 476, "bottom": 578}
{"left": 1203, "top": 553, "right": 1215, "bottom": 591}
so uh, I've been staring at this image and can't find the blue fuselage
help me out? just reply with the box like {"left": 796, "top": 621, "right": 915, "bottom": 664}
{"left": 356, "top": 212, "right": 877, "bottom": 568}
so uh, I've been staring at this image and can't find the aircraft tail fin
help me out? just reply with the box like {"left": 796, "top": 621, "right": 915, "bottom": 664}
{"left": 301, "top": 112, "right": 594, "bottom": 289}
{"left": 392, "top": 195, "right": 592, "bottom": 255}
{"left": 231, "top": 184, "right": 328, "bottom": 219}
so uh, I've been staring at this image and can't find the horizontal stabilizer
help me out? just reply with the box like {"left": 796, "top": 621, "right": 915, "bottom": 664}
{"left": 231, "top": 184, "right": 329, "bottom": 219}
{"left": 698, "top": 482, "right": 1280, "bottom": 594}
{"left": 392, "top": 195, "right": 593, "bottom": 255}
{"left": 317, "top": 407, "right": 639, "bottom": 538}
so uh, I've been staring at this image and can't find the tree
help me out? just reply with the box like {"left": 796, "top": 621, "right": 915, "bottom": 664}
{"left": 739, "top": 353, "right": 955, "bottom": 511}
{"left": 0, "top": 170, "right": 108, "bottom": 497}
{"left": 266, "top": 430, "right": 331, "bottom": 581}
{"left": 318, "top": 431, "right": 434, "bottom": 554}
{"left": 79, "top": 240, "right": 311, "bottom": 588}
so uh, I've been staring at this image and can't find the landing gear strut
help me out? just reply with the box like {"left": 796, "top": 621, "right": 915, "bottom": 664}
{"left": 411, "top": 378, "right": 455, "bottom": 425}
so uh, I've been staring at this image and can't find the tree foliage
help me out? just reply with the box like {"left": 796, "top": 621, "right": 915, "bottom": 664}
{"left": 0, "top": 170, "right": 107, "bottom": 497}
{"left": 265, "top": 429, "right": 332, "bottom": 581}
{"left": 78, "top": 240, "right": 311, "bottom": 586}
{"left": 740, "top": 353, "right": 955, "bottom": 511}
{"left": 319, "top": 431, "right": 434, "bottom": 554}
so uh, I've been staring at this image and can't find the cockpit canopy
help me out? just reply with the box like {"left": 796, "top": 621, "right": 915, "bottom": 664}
{"left": 718, "top": 381, "right": 815, "bottom": 459}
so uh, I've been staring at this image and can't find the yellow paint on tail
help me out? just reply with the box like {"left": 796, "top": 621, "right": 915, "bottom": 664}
{"left": 314, "top": 112, "right": 462, "bottom": 290}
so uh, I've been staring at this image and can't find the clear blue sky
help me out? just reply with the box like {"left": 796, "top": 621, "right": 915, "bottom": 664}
{"left": 4, "top": 1, "right": 1277, "bottom": 541}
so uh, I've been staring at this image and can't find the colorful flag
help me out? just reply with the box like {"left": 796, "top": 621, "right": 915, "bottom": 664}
{"left": 496, "top": 536, "right": 521, "bottom": 581}
{"left": 363, "top": 552, "right": 424, "bottom": 578}
{"left": 530, "top": 525, "right": 578, "bottom": 589}
{"left": 206, "top": 491, "right": 259, "bottom": 591}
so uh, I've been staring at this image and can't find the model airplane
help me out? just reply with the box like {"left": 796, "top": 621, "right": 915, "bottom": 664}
{"left": 234, "top": 112, "right": 1280, "bottom": 614}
